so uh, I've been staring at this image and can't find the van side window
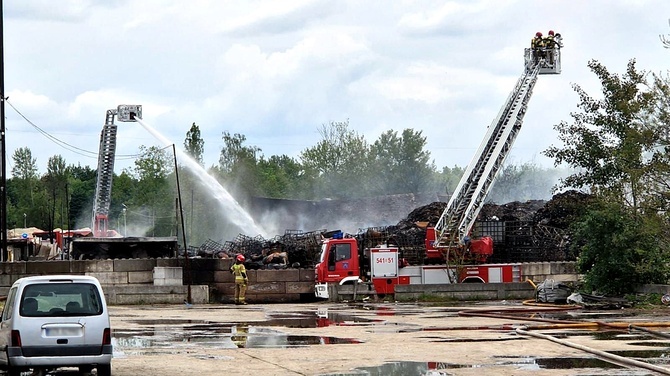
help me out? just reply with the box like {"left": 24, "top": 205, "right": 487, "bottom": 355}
{"left": 2, "top": 287, "right": 17, "bottom": 321}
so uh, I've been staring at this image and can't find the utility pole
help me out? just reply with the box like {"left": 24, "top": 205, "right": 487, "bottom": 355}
{"left": 0, "top": 0, "right": 8, "bottom": 261}
{"left": 172, "top": 144, "right": 191, "bottom": 304}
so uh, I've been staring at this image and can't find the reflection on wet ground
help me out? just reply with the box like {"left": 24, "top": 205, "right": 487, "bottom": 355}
{"left": 110, "top": 303, "right": 670, "bottom": 375}
{"left": 112, "top": 306, "right": 430, "bottom": 356}
{"left": 318, "top": 357, "right": 637, "bottom": 376}
{"left": 113, "top": 323, "right": 362, "bottom": 355}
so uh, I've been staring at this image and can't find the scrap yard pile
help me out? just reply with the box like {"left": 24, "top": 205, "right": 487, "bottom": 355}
{"left": 195, "top": 190, "right": 591, "bottom": 268}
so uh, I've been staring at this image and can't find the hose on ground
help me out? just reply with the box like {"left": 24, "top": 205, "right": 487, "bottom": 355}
{"left": 516, "top": 326, "right": 670, "bottom": 375}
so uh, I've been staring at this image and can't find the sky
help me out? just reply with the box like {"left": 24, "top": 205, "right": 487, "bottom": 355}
{"left": 4, "top": 0, "right": 670, "bottom": 177}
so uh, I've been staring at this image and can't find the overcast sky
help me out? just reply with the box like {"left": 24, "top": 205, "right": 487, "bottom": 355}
{"left": 4, "top": 0, "right": 670, "bottom": 177}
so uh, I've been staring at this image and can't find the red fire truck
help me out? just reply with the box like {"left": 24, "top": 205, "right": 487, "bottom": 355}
{"left": 315, "top": 40, "right": 562, "bottom": 298}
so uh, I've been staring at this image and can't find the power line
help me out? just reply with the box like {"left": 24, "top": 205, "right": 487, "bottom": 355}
{"left": 5, "top": 99, "right": 143, "bottom": 160}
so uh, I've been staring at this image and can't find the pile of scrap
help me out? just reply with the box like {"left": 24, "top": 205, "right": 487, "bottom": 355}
{"left": 196, "top": 229, "right": 326, "bottom": 269}
{"left": 199, "top": 190, "right": 593, "bottom": 267}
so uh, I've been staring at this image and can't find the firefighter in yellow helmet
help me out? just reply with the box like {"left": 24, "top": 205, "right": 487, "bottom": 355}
{"left": 230, "top": 254, "right": 249, "bottom": 305}
{"left": 531, "top": 31, "right": 545, "bottom": 65}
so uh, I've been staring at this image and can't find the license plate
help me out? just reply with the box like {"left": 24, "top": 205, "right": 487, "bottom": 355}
{"left": 44, "top": 327, "right": 81, "bottom": 337}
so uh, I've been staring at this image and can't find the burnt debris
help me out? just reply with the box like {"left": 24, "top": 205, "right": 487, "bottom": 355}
{"left": 193, "top": 190, "right": 591, "bottom": 268}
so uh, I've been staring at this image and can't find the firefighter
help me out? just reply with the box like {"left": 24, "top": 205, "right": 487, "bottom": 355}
{"left": 543, "top": 30, "right": 558, "bottom": 66}
{"left": 531, "top": 31, "right": 545, "bottom": 65}
{"left": 230, "top": 254, "right": 249, "bottom": 305}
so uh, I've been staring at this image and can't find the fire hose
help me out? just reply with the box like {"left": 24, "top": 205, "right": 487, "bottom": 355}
{"left": 454, "top": 306, "right": 670, "bottom": 374}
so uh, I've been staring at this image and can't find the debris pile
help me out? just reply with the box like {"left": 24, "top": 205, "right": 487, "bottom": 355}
{"left": 195, "top": 190, "right": 592, "bottom": 267}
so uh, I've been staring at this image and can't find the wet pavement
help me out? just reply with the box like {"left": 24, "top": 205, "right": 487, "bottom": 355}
{"left": 102, "top": 302, "right": 670, "bottom": 376}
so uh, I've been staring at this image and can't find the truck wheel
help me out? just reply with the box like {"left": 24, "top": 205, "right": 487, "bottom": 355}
{"left": 97, "top": 363, "right": 112, "bottom": 376}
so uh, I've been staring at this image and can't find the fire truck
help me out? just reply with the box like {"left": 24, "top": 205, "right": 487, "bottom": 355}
{"left": 315, "top": 39, "right": 563, "bottom": 298}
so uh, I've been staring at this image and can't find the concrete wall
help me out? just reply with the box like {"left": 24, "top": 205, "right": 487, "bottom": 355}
{"left": 0, "top": 258, "right": 316, "bottom": 304}
{"left": 0, "top": 259, "right": 578, "bottom": 304}
{"left": 520, "top": 261, "right": 579, "bottom": 283}
{"left": 394, "top": 282, "right": 535, "bottom": 301}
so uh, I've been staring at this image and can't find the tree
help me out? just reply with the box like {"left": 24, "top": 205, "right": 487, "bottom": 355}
{"left": 438, "top": 165, "right": 465, "bottom": 196}
{"left": 573, "top": 201, "right": 670, "bottom": 295}
{"left": 545, "top": 59, "right": 670, "bottom": 294}
{"left": 131, "top": 146, "right": 175, "bottom": 236}
{"left": 544, "top": 59, "right": 662, "bottom": 209}
{"left": 369, "top": 129, "right": 436, "bottom": 195}
{"left": 184, "top": 122, "right": 205, "bottom": 166}
{"left": 300, "top": 120, "right": 370, "bottom": 198}
{"left": 216, "top": 131, "right": 262, "bottom": 199}
{"left": 44, "top": 155, "right": 70, "bottom": 230}
{"left": 8, "top": 147, "right": 41, "bottom": 228}
{"left": 68, "top": 164, "right": 97, "bottom": 229}
{"left": 487, "top": 162, "right": 561, "bottom": 203}
{"left": 255, "top": 154, "right": 312, "bottom": 199}
{"left": 11, "top": 147, "right": 38, "bottom": 180}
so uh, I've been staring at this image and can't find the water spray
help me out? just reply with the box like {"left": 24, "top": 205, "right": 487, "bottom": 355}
{"left": 135, "top": 117, "right": 265, "bottom": 237}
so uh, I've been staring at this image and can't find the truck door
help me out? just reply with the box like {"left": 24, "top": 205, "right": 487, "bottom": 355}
{"left": 326, "top": 242, "right": 358, "bottom": 280}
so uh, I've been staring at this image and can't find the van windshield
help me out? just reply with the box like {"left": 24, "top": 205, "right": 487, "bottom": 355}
{"left": 20, "top": 283, "right": 103, "bottom": 317}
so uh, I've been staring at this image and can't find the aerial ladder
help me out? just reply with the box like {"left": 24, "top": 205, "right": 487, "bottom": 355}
{"left": 92, "top": 105, "right": 142, "bottom": 237}
{"left": 430, "top": 38, "right": 562, "bottom": 262}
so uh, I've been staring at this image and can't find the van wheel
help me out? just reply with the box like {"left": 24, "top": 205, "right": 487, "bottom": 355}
{"left": 6, "top": 366, "right": 22, "bottom": 376}
{"left": 79, "top": 365, "right": 93, "bottom": 374}
{"left": 97, "top": 363, "right": 112, "bottom": 376}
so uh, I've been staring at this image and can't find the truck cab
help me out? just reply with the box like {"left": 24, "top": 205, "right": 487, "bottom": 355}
{"left": 314, "top": 234, "right": 362, "bottom": 299}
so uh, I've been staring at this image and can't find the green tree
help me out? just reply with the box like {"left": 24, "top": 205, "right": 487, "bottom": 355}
{"left": 573, "top": 201, "right": 670, "bottom": 295}
{"left": 369, "top": 129, "right": 436, "bottom": 195}
{"left": 184, "top": 122, "right": 205, "bottom": 166}
{"left": 544, "top": 59, "right": 661, "bottom": 209}
{"left": 68, "top": 164, "right": 96, "bottom": 229}
{"left": 11, "top": 147, "right": 38, "bottom": 180}
{"left": 8, "top": 147, "right": 41, "bottom": 228}
{"left": 487, "top": 162, "right": 561, "bottom": 203}
{"left": 545, "top": 59, "right": 670, "bottom": 294}
{"left": 44, "top": 155, "right": 70, "bottom": 230}
{"left": 130, "top": 146, "right": 175, "bottom": 236}
{"left": 217, "top": 131, "right": 262, "bottom": 198}
{"left": 256, "top": 155, "right": 309, "bottom": 198}
{"left": 300, "top": 120, "right": 370, "bottom": 198}
{"left": 438, "top": 165, "right": 465, "bottom": 196}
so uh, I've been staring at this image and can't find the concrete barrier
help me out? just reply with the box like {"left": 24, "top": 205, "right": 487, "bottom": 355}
{"left": 0, "top": 259, "right": 581, "bottom": 304}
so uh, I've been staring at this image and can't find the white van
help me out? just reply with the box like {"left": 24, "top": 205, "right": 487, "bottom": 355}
{"left": 0, "top": 275, "right": 112, "bottom": 375}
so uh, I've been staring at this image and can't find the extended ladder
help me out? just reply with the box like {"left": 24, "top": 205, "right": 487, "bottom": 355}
{"left": 92, "top": 105, "right": 142, "bottom": 237}
{"left": 92, "top": 109, "right": 118, "bottom": 237}
{"left": 433, "top": 62, "right": 542, "bottom": 250}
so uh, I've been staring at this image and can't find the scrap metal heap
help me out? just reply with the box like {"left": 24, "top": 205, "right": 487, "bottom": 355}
{"left": 194, "top": 190, "right": 591, "bottom": 268}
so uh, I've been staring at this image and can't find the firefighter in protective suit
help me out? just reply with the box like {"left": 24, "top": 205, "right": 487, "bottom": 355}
{"left": 531, "top": 31, "right": 545, "bottom": 65}
{"left": 230, "top": 254, "right": 249, "bottom": 305}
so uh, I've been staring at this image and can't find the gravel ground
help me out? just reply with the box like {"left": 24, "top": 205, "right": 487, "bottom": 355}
{"left": 104, "top": 301, "right": 670, "bottom": 376}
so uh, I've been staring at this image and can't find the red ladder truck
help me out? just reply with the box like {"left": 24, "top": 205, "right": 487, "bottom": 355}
{"left": 315, "top": 40, "right": 562, "bottom": 299}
